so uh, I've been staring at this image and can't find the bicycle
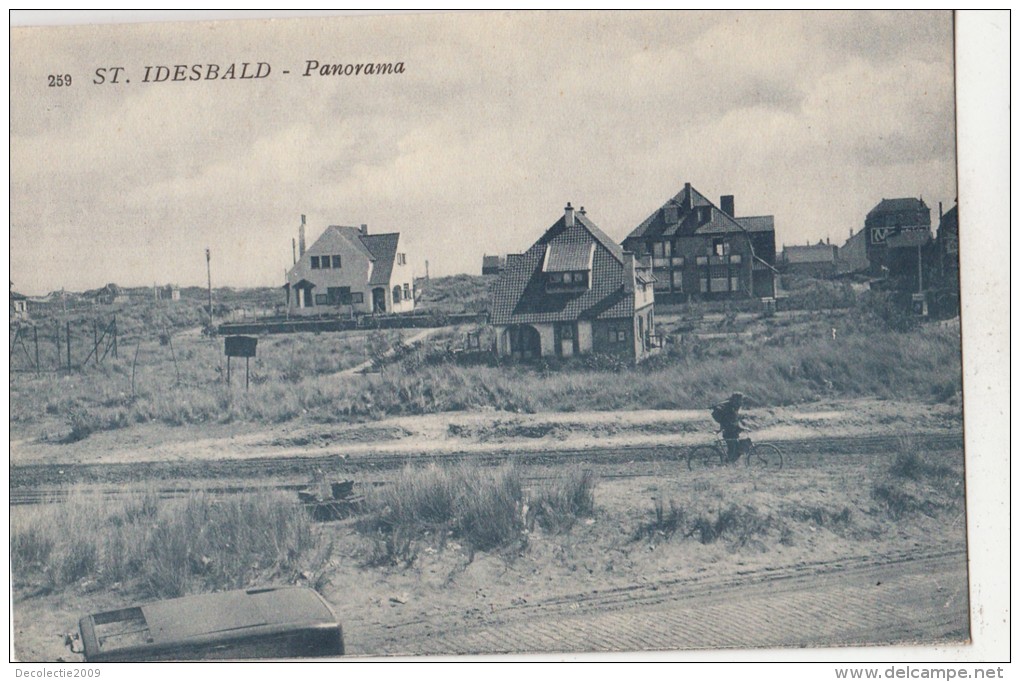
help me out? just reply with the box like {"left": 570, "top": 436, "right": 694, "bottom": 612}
{"left": 686, "top": 432, "right": 784, "bottom": 471}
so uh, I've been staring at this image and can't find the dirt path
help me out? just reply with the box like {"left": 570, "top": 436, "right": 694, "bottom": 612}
{"left": 338, "top": 327, "right": 440, "bottom": 376}
{"left": 357, "top": 547, "right": 969, "bottom": 656}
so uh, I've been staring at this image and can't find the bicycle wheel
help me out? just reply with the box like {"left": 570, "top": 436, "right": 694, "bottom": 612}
{"left": 687, "top": 444, "right": 725, "bottom": 471}
{"left": 748, "top": 443, "right": 784, "bottom": 470}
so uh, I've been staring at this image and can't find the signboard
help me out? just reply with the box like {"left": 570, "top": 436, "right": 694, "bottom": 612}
{"left": 224, "top": 335, "right": 258, "bottom": 358}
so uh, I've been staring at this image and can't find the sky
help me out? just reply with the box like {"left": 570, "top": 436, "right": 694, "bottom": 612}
{"left": 9, "top": 10, "right": 958, "bottom": 295}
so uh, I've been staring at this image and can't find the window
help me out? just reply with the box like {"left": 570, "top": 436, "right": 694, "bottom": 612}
{"left": 331, "top": 255, "right": 342, "bottom": 269}
{"left": 730, "top": 275, "right": 740, "bottom": 292}
{"left": 392, "top": 286, "right": 401, "bottom": 303}
{"left": 609, "top": 328, "right": 627, "bottom": 343}
{"left": 320, "top": 255, "right": 331, "bottom": 269}
{"left": 310, "top": 256, "right": 320, "bottom": 269}
{"left": 700, "top": 273, "right": 709, "bottom": 293}
{"left": 713, "top": 239, "right": 730, "bottom": 256}
{"left": 652, "top": 241, "right": 672, "bottom": 258}
{"left": 351, "top": 292, "right": 364, "bottom": 304}
{"left": 653, "top": 269, "right": 670, "bottom": 291}
{"left": 314, "top": 294, "right": 327, "bottom": 305}
{"left": 403, "top": 283, "right": 410, "bottom": 300}
{"left": 671, "top": 270, "right": 684, "bottom": 292}
{"left": 396, "top": 253, "right": 407, "bottom": 265}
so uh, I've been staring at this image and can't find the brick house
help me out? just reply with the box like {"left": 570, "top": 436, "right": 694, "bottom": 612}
{"left": 863, "top": 197, "right": 931, "bottom": 276}
{"left": 285, "top": 215, "right": 414, "bottom": 316}
{"left": 622, "top": 183, "right": 777, "bottom": 303}
{"left": 779, "top": 241, "right": 838, "bottom": 278}
{"left": 489, "top": 203, "right": 656, "bottom": 362}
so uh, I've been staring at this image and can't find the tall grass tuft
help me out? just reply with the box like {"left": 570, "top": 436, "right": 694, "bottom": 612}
{"left": 358, "top": 462, "right": 526, "bottom": 563}
{"left": 529, "top": 467, "right": 597, "bottom": 533}
{"left": 10, "top": 489, "right": 315, "bottom": 598}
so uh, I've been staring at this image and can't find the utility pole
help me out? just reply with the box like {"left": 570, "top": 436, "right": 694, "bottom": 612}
{"left": 206, "top": 248, "right": 213, "bottom": 324}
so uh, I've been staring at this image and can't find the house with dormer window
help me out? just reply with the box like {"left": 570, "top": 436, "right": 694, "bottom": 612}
{"left": 285, "top": 215, "right": 414, "bottom": 316}
{"left": 622, "top": 183, "right": 777, "bottom": 303}
{"left": 489, "top": 203, "right": 656, "bottom": 362}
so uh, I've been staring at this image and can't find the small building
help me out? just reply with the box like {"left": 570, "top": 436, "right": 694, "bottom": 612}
{"left": 836, "top": 228, "right": 870, "bottom": 274}
{"left": 863, "top": 197, "right": 931, "bottom": 276}
{"left": 622, "top": 183, "right": 777, "bottom": 303}
{"left": 9, "top": 289, "right": 28, "bottom": 320}
{"left": 155, "top": 284, "right": 180, "bottom": 301}
{"left": 481, "top": 255, "right": 505, "bottom": 276}
{"left": 935, "top": 202, "right": 959, "bottom": 296}
{"left": 285, "top": 215, "right": 414, "bottom": 316}
{"left": 93, "top": 283, "right": 130, "bottom": 305}
{"left": 779, "top": 241, "right": 838, "bottom": 278}
{"left": 489, "top": 203, "right": 657, "bottom": 362}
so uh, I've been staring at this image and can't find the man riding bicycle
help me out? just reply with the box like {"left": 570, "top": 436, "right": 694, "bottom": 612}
{"left": 710, "top": 392, "right": 750, "bottom": 463}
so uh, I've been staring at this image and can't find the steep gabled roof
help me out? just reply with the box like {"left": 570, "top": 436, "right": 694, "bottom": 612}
{"left": 325, "top": 226, "right": 378, "bottom": 263}
{"left": 625, "top": 183, "right": 774, "bottom": 240}
{"left": 489, "top": 213, "right": 633, "bottom": 326}
{"left": 360, "top": 233, "right": 401, "bottom": 286}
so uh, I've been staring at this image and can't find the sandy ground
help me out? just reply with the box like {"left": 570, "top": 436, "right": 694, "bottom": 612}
{"left": 10, "top": 398, "right": 963, "bottom": 469}
{"left": 10, "top": 398, "right": 969, "bottom": 660}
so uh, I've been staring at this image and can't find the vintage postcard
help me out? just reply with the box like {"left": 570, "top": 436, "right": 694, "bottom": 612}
{"left": 7, "top": 10, "right": 1006, "bottom": 666}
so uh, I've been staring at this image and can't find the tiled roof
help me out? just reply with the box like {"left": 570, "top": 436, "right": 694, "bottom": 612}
{"left": 489, "top": 214, "right": 633, "bottom": 326}
{"left": 626, "top": 183, "right": 775, "bottom": 241}
{"left": 543, "top": 242, "right": 594, "bottom": 273}
{"left": 360, "top": 233, "right": 401, "bottom": 286}
{"left": 327, "top": 226, "right": 378, "bottom": 263}
{"left": 782, "top": 243, "right": 836, "bottom": 264}
{"left": 734, "top": 215, "right": 775, "bottom": 233}
{"left": 867, "top": 198, "right": 929, "bottom": 217}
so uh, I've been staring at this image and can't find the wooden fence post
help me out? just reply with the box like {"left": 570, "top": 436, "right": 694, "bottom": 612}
{"left": 66, "top": 321, "right": 71, "bottom": 370}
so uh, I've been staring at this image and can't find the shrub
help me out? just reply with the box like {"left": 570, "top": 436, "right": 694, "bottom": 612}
{"left": 357, "top": 462, "right": 526, "bottom": 561}
{"left": 632, "top": 498, "right": 686, "bottom": 542}
{"left": 529, "top": 467, "right": 597, "bottom": 533}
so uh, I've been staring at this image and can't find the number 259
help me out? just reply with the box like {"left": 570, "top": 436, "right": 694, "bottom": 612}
{"left": 48, "top": 74, "right": 72, "bottom": 87}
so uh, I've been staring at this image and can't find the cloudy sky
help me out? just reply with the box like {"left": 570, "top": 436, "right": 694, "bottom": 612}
{"left": 9, "top": 10, "right": 957, "bottom": 295}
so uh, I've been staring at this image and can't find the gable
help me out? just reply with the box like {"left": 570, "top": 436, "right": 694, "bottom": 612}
{"left": 489, "top": 214, "right": 634, "bottom": 326}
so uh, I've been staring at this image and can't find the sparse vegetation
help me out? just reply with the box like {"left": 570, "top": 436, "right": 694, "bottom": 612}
{"left": 10, "top": 489, "right": 316, "bottom": 598}
{"left": 529, "top": 467, "right": 597, "bottom": 533}
{"left": 872, "top": 441, "right": 964, "bottom": 520}
{"left": 356, "top": 463, "right": 526, "bottom": 564}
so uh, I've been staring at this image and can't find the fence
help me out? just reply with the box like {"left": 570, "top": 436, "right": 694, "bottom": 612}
{"left": 9, "top": 317, "right": 118, "bottom": 373}
{"left": 217, "top": 311, "right": 488, "bottom": 336}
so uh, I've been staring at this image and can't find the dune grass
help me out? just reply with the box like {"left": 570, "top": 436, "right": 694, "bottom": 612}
{"left": 10, "top": 489, "right": 315, "bottom": 599}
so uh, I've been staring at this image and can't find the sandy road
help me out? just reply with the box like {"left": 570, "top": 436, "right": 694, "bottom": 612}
{"left": 356, "top": 547, "right": 969, "bottom": 656}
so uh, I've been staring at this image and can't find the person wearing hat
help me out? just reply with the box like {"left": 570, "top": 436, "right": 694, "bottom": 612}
{"left": 710, "top": 392, "right": 748, "bottom": 463}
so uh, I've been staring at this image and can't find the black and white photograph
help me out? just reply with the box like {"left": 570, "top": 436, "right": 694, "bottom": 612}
{"left": 7, "top": 10, "right": 1008, "bottom": 669}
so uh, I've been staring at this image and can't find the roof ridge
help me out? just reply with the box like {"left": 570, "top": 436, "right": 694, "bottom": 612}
{"left": 575, "top": 213, "right": 625, "bottom": 264}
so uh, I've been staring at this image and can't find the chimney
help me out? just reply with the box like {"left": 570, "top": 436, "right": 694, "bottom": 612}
{"left": 622, "top": 251, "right": 635, "bottom": 294}
{"left": 292, "top": 238, "right": 297, "bottom": 265}
{"left": 361, "top": 223, "right": 368, "bottom": 236}
{"left": 299, "top": 215, "right": 306, "bottom": 257}
{"left": 684, "top": 182, "right": 692, "bottom": 209}
{"left": 578, "top": 206, "right": 586, "bottom": 216}
{"left": 564, "top": 202, "right": 575, "bottom": 228}
{"left": 720, "top": 195, "right": 735, "bottom": 217}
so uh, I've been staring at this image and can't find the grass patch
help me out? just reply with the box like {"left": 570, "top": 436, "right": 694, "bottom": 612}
{"left": 872, "top": 441, "right": 964, "bottom": 520}
{"left": 356, "top": 463, "right": 525, "bottom": 564}
{"left": 10, "top": 489, "right": 316, "bottom": 598}
{"left": 632, "top": 498, "right": 686, "bottom": 542}
{"left": 529, "top": 467, "right": 597, "bottom": 533}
